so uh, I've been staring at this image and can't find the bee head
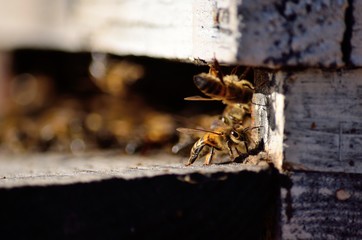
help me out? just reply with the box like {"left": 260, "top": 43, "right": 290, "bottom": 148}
{"left": 230, "top": 129, "right": 246, "bottom": 143}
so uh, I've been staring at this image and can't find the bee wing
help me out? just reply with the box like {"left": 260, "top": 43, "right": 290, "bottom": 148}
{"left": 184, "top": 96, "right": 220, "bottom": 101}
{"left": 176, "top": 127, "right": 223, "bottom": 135}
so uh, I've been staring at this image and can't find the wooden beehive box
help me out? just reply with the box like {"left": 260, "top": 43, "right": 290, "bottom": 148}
{"left": 1, "top": 0, "right": 362, "bottom": 239}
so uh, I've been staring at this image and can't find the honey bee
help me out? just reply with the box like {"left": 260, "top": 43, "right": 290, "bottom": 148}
{"left": 9, "top": 73, "right": 55, "bottom": 115}
{"left": 172, "top": 114, "right": 220, "bottom": 155}
{"left": 185, "top": 59, "right": 254, "bottom": 105}
{"left": 89, "top": 54, "right": 144, "bottom": 97}
{"left": 177, "top": 124, "right": 259, "bottom": 166}
{"left": 221, "top": 103, "right": 252, "bottom": 127}
{"left": 0, "top": 116, "right": 40, "bottom": 153}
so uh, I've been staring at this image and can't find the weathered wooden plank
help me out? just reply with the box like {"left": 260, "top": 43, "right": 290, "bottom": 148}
{"left": 192, "top": 0, "right": 239, "bottom": 63}
{"left": 253, "top": 69, "right": 285, "bottom": 170}
{"left": 351, "top": 0, "right": 362, "bottom": 65}
{"left": 0, "top": 152, "right": 269, "bottom": 188}
{"left": 80, "top": 0, "right": 195, "bottom": 59}
{"left": 279, "top": 69, "right": 362, "bottom": 173}
{"left": 237, "top": 0, "right": 347, "bottom": 67}
{"left": 0, "top": 0, "right": 351, "bottom": 67}
{"left": 284, "top": 120, "right": 341, "bottom": 169}
{"left": 0, "top": 155, "right": 280, "bottom": 239}
{"left": 0, "top": 0, "right": 77, "bottom": 50}
{"left": 80, "top": 0, "right": 350, "bottom": 66}
{"left": 0, "top": 0, "right": 196, "bottom": 58}
{"left": 284, "top": 69, "right": 362, "bottom": 122}
{"left": 281, "top": 171, "right": 362, "bottom": 239}
{"left": 253, "top": 68, "right": 362, "bottom": 172}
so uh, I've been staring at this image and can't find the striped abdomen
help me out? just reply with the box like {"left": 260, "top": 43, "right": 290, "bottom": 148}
{"left": 193, "top": 73, "right": 226, "bottom": 100}
{"left": 186, "top": 138, "right": 206, "bottom": 165}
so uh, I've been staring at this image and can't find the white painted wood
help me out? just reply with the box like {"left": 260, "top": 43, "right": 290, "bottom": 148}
{"left": 0, "top": 0, "right": 350, "bottom": 66}
{"left": 253, "top": 69, "right": 285, "bottom": 170}
{"left": 279, "top": 68, "right": 362, "bottom": 173}
{"left": 192, "top": 0, "right": 239, "bottom": 63}
{"left": 82, "top": 0, "right": 194, "bottom": 59}
{"left": 0, "top": 0, "right": 81, "bottom": 50}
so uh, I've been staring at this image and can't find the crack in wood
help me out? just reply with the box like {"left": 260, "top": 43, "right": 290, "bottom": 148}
{"left": 341, "top": 0, "right": 354, "bottom": 65}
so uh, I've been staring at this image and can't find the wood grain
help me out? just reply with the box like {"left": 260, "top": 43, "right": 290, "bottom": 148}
{"left": 0, "top": 158, "right": 280, "bottom": 240}
{"left": 281, "top": 171, "right": 362, "bottom": 239}
{"left": 281, "top": 69, "right": 362, "bottom": 173}
{"left": 351, "top": 0, "right": 362, "bottom": 65}
{"left": 253, "top": 68, "right": 284, "bottom": 170}
{"left": 0, "top": 152, "right": 269, "bottom": 188}
{"left": 0, "top": 0, "right": 353, "bottom": 67}
{"left": 237, "top": 0, "right": 347, "bottom": 67}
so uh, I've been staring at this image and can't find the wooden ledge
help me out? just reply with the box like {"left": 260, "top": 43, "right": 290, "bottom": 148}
{"left": 0, "top": 152, "right": 280, "bottom": 239}
{"left": 0, "top": 152, "right": 270, "bottom": 188}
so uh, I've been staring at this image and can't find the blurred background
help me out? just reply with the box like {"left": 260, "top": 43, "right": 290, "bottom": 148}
{"left": 0, "top": 1, "right": 225, "bottom": 156}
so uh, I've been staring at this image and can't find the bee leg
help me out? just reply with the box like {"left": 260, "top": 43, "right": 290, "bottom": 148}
{"left": 234, "top": 146, "right": 242, "bottom": 156}
{"left": 203, "top": 147, "right": 214, "bottom": 165}
{"left": 186, "top": 155, "right": 198, "bottom": 166}
{"left": 210, "top": 58, "right": 224, "bottom": 84}
{"left": 244, "top": 142, "right": 249, "bottom": 154}
{"left": 226, "top": 140, "right": 234, "bottom": 160}
{"left": 185, "top": 140, "right": 205, "bottom": 166}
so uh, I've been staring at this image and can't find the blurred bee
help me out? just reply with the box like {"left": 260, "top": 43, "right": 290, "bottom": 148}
{"left": 89, "top": 53, "right": 145, "bottom": 97}
{"left": 37, "top": 102, "right": 89, "bottom": 154}
{"left": 9, "top": 73, "right": 55, "bottom": 115}
{"left": 221, "top": 103, "right": 252, "bottom": 127}
{"left": 0, "top": 116, "right": 39, "bottom": 153}
{"left": 177, "top": 124, "right": 259, "bottom": 166}
{"left": 125, "top": 112, "right": 176, "bottom": 154}
{"left": 185, "top": 59, "right": 254, "bottom": 105}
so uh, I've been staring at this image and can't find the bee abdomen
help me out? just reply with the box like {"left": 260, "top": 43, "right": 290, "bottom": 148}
{"left": 193, "top": 74, "right": 224, "bottom": 96}
{"left": 187, "top": 138, "right": 206, "bottom": 165}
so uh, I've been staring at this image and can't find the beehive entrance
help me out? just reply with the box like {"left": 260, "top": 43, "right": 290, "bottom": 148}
{"left": 0, "top": 50, "right": 276, "bottom": 168}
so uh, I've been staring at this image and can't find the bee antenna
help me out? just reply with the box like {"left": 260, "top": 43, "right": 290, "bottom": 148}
{"left": 231, "top": 65, "right": 240, "bottom": 75}
{"left": 239, "top": 67, "right": 251, "bottom": 80}
{"left": 244, "top": 126, "right": 263, "bottom": 132}
{"left": 251, "top": 101, "right": 268, "bottom": 107}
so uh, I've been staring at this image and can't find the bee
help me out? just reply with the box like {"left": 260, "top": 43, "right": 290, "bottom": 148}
{"left": 89, "top": 54, "right": 144, "bottom": 97}
{"left": 177, "top": 124, "right": 259, "bottom": 166}
{"left": 141, "top": 111, "right": 176, "bottom": 146}
{"left": 9, "top": 73, "right": 55, "bottom": 114}
{"left": 221, "top": 103, "right": 252, "bottom": 127}
{"left": 36, "top": 102, "right": 89, "bottom": 153}
{"left": 185, "top": 59, "right": 254, "bottom": 105}
{"left": 172, "top": 114, "right": 220, "bottom": 155}
{"left": 0, "top": 116, "right": 39, "bottom": 153}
